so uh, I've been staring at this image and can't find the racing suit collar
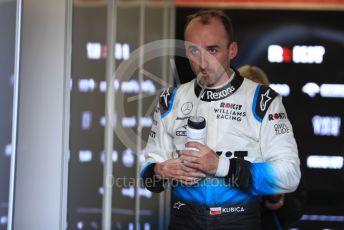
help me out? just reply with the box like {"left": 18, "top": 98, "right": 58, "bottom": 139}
{"left": 194, "top": 68, "right": 244, "bottom": 101}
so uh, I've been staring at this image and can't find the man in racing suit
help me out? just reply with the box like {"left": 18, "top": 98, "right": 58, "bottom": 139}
{"left": 141, "top": 10, "right": 300, "bottom": 229}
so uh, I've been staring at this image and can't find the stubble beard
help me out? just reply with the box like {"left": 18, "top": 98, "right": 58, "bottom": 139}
{"left": 197, "top": 75, "right": 211, "bottom": 88}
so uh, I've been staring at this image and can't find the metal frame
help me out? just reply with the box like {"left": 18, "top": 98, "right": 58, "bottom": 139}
{"left": 7, "top": 0, "right": 22, "bottom": 228}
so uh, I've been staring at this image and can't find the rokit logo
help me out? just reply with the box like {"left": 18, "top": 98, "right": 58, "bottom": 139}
{"left": 214, "top": 102, "right": 246, "bottom": 121}
{"left": 220, "top": 102, "right": 242, "bottom": 110}
{"left": 269, "top": 113, "right": 287, "bottom": 121}
{"left": 274, "top": 123, "right": 290, "bottom": 135}
{"left": 268, "top": 45, "right": 325, "bottom": 64}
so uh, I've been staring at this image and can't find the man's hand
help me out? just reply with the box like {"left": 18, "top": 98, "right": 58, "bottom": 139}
{"left": 154, "top": 158, "right": 206, "bottom": 185}
{"left": 179, "top": 141, "right": 219, "bottom": 175}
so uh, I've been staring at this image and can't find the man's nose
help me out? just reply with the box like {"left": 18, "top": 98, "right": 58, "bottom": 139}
{"left": 200, "top": 52, "right": 209, "bottom": 69}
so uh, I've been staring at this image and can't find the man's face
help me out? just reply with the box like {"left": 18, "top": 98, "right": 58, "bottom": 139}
{"left": 184, "top": 17, "right": 237, "bottom": 87}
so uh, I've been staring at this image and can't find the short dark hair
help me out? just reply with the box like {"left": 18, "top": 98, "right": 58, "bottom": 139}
{"left": 184, "top": 9, "right": 234, "bottom": 45}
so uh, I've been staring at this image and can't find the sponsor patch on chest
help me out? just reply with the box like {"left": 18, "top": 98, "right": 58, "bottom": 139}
{"left": 214, "top": 102, "right": 246, "bottom": 121}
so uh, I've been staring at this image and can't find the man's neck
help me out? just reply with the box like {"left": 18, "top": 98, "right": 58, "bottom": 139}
{"left": 208, "top": 69, "right": 235, "bottom": 89}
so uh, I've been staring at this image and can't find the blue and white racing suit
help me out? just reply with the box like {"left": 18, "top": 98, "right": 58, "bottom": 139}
{"left": 141, "top": 69, "right": 301, "bottom": 229}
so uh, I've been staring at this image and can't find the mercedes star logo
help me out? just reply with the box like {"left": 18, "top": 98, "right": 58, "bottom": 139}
{"left": 181, "top": 102, "right": 193, "bottom": 115}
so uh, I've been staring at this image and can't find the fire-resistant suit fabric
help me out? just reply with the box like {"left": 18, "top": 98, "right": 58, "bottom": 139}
{"left": 141, "top": 70, "right": 300, "bottom": 229}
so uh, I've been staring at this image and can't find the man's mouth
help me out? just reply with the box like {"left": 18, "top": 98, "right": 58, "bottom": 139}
{"left": 199, "top": 70, "right": 209, "bottom": 77}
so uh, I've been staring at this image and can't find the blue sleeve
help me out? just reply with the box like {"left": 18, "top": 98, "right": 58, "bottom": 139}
{"left": 250, "top": 162, "right": 279, "bottom": 195}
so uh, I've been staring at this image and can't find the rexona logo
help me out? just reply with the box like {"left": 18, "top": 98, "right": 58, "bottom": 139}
{"left": 268, "top": 45, "right": 325, "bottom": 64}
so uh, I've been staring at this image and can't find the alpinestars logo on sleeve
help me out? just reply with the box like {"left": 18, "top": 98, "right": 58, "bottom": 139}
{"left": 173, "top": 201, "right": 186, "bottom": 210}
{"left": 260, "top": 89, "right": 271, "bottom": 111}
{"left": 160, "top": 88, "right": 170, "bottom": 107}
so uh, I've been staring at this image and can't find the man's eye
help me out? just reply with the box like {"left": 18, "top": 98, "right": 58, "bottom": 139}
{"left": 208, "top": 48, "right": 218, "bottom": 54}
{"left": 189, "top": 48, "right": 200, "bottom": 55}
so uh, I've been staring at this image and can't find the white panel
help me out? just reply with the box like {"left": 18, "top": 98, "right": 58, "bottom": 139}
{"left": 12, "top": 0, "right": 71, "bottom": 229}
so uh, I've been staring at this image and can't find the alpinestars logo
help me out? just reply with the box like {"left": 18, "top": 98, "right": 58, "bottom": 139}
{"left": 160, "top": 88, "right": 170, "bottom": 107}
{"left": 260, "top": 89, "right": 271, "bottom": 111}
{"left": 173, "top": 201, "right": 185, "bottom": 210}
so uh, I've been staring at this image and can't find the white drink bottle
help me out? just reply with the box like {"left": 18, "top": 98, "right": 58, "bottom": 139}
{"left": 186, "top": 116, "right": 206, "bottom": 147}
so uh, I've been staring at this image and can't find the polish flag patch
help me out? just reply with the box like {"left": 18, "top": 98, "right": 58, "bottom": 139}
{"left": 210, "top": 207, "right": 222, "bottom": 215}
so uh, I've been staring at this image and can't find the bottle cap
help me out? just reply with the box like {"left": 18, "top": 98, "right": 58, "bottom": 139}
{"left": 187, "top": 116, "right": 206, "bottom": 130}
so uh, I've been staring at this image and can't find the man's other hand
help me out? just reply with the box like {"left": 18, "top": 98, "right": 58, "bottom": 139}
{"left": 154, "top": 158, "right": 206, "bottom": 185}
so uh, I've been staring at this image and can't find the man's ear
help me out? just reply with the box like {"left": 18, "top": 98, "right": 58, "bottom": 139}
{"left": 228, "top": 42, "right": 238, "bottom": 60}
